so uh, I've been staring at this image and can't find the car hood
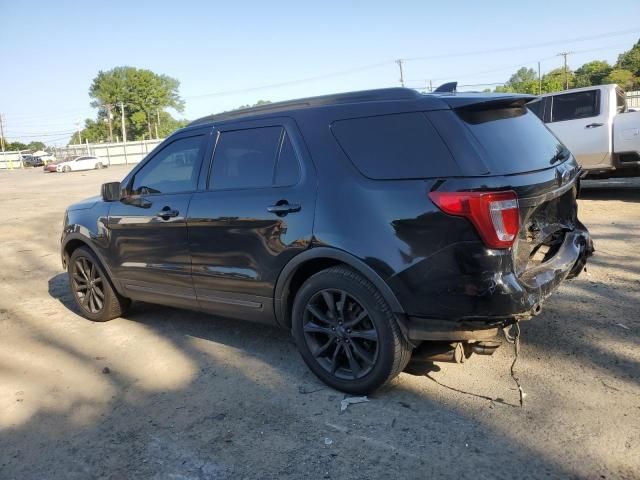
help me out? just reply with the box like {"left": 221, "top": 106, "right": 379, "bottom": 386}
{"left": 67, "top": 195, "right": 101, "bottom": 211}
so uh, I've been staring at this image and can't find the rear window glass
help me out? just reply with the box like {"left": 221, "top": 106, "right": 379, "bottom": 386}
{"left": 331, "top": 112, "right": 458, "bottom": 179}
{"left": 527, "top": 99, "right": 544, "bottom": 120}
{"left": 454, "top": 106, "right": 565, "bottom": 175}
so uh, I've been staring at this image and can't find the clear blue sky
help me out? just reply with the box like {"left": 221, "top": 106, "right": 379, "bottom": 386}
{"left": 1, "top": 0, "right": 638, "bottom": 145}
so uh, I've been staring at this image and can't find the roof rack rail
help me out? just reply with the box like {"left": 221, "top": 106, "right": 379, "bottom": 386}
{"left": 190, "top": 88, "right": 422, "bottom": 125}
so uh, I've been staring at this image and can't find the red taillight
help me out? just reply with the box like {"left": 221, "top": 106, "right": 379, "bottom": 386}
{"left": 429, "top": 190, "right": 520, "bottom": 249}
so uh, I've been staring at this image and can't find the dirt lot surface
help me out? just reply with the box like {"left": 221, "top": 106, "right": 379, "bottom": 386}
{"left": 0, "top": 167, "right": 638, "bottom": 480}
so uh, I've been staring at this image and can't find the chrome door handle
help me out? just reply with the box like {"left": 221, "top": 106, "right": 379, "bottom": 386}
{"left": 267, "top": 202, "right": 301, "bottom": 216}
{"left": 585, "top": 123, "right": 604, "bottom": 129}
{"left": 156, "top": 207, "right": 179, "bottom": 219}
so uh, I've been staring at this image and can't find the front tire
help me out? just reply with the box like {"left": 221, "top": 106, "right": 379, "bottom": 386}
{"left": 292, "top": 266, "right": 411, "bottom": 394}
{"left": 68, "top": 246, "right": 130, "bottom": 322}
{"left": 63, "top": 166, "right": 70, "bottom": 173}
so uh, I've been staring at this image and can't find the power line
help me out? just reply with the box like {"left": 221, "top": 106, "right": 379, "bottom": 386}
{"left": 403, "top": 28, "right": 638, "bottom": 62}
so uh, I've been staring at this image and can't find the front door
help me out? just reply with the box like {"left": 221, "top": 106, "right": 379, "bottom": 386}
{"left": 108, "top": 129, "right": 211, "bottom": 308}
{"left": 187, "top": 118, "right": 316, "bottom": 323}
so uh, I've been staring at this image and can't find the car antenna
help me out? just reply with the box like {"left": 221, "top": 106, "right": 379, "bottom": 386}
{"left": 433, "top": 81, "right": 457, "bottom": 93}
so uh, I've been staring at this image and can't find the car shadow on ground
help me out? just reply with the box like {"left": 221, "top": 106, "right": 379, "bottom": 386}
{"left": 24, "top": 273, "right": 624, "bottom": 478}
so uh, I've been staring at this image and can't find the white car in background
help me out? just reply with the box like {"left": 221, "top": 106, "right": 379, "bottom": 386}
{"left": 56, "top": 156, "right": 107, "bottom": 172}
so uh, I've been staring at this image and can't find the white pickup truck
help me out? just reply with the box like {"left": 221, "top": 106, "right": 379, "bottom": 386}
{"left": 528, "top": 84, "right": 640, "bottom": 178}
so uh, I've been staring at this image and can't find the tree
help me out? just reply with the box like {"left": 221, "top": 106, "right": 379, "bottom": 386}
{"left": 27, "top": 141, "right": 46, "bottom": 151}
{"left": 603, "top": 69, "right": 636, "bottom": 90}
{"left": 574, "top": 60, "right": 612, "bottom": 87}
{"left": 88, "top": 66, "right": 185, "bottom": 141}
{"left": 541, "top": 68, "right": 573, "bottom": 93}
{"left": 495, "top": 67, "right": 539, "bottom": 94}
{"left": 615, "top": 39, "right": 640, "bottom": 76}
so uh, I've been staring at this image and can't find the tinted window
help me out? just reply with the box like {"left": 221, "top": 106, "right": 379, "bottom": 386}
{"left": 210, "top": 127, "right": 282, "bottom": 190}
{"left": 527, "top": 99, "right": 544, "bottom": 120}
{"left": 616, "top": 90, "right": 626, "bottom": 113}
{"left": 551, "top": 91, "right": 598, "bottom": 122}
{"left": 131, "top": 135, "right": 203, "bottom": 195}
{"left": 274, "top": 132, "right": 301, "bottom": 186}
{"left": 455, "top": 106, "right": 565, "bottom": 175}
{"left": 331, "top": 112, "right": 458, "bottom": 179}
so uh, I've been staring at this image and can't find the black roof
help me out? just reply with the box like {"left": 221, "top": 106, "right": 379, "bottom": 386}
{"left": 188, "top": 87, "right": 536, "bottom": 127}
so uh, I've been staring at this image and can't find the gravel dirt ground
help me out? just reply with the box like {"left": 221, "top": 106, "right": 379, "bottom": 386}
{"left": 0, "top": 167, "right": 638, "bottom": 480}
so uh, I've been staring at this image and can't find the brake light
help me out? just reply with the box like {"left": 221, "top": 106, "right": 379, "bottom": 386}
{"left": 429, "top": 190, "right": 520, "bottom": 249}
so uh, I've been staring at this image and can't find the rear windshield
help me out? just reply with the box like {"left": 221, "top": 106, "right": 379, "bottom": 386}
{"left": 331, "top": 112, "right": 459, "bottom": 179}
{"left": 453, "top": 106, "right": 566, "bottom": 175}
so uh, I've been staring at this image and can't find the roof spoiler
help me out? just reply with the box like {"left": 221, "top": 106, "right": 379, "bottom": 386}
{"left": 433, "top": 81, "right": 457, "bottom": 93}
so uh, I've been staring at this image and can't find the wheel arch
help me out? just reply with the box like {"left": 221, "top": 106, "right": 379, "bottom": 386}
{"left": 274, "top": 247, "right": 405, "bottom": 329}
{"left": 62, "top": 233, "right": 124, "bottom": 295}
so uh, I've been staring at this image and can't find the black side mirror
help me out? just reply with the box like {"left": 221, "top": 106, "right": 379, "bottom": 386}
{"left": 101, "top": 182, "right": 123, "bottom": 202}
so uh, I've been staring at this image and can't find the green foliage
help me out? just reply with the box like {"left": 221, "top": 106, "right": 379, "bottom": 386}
{"left": 495, "top": 67, "right": 540, "bottom": 94}
{"left": 615, "top": 39, "right": 640, "bottom": 76}
{"left": 87, "top": 66, "right": 185, "bottom": 141}
{"left": 541, "top": 67, "right": 574, "bottom": 93}
{"left": 603, "top": 69, "right": 636, "bottom": 90}
{"left": 496, "top": 39, "right": 640, "bottom": 94}
{"left": 574, "top": 60, "right": 612, "bottom": 87}
{"left": 1, "top": 139, "right": 28, "bottom": 151}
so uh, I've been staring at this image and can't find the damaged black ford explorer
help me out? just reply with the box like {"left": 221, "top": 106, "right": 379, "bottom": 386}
{"left": 61, "top": 86, "right": 593, "bottom": 394}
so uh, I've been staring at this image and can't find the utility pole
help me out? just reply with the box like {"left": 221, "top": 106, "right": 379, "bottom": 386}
{"left": 118, "top": 102, "right": 127, "bottom": 143}
{"left": 557, "top": 52, "right": 573, "bottom": 90}
{"left": 396, "top": 59, "right": 405, "bottom": 87}
{"left": 538, "top": 61, "right": 542, "bottom": 95}
{"left": 105, "top": 104, "right": 114, "bottom": 142}
{"left": 0, "top": 113, "right": 6, "bottom": 157}
{"left": 429, "top": 80, "right": 433, "bottom": 93}
{"left": 76, "top": 120, "right": 82, "bottom": 145}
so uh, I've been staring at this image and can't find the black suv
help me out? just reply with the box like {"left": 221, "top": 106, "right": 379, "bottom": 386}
{"left": 62, "top": 88, "right": 593, "bottom": 394}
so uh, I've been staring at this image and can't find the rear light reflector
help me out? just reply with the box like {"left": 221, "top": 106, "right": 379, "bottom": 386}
{"left": 429, "top": 190, "right": 520, "bottom": 249}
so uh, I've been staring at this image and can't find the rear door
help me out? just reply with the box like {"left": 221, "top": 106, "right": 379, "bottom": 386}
{"left": 107, "top": 128, "right": 212, "bottom": 307}
{"left": 187, "top": 117, "right": 316, "bottom": 323}
{"left": 544, "top": 89, "right": 611, "bottom": 169}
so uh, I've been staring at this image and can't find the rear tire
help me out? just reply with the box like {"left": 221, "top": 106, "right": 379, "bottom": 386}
{"left": 95, "top": 162, "right": 103, "bottom": 169}
{"left": 68, "top": 246, "right": 130, "bottom": 322}
{"left": 292, "top": 265, "right": 411, "bottom": 394}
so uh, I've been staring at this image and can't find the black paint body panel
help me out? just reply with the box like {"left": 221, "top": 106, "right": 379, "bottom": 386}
{"left": 61, "top": 88, "right": 592, "bottom": 339}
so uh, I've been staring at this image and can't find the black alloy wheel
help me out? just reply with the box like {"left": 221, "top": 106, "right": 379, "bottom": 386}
{"left": 303, "top": 288, "right": 379, "bottom": 380}
{"left": 67, "top": 246, "right": 130, "bottom": 322}
{"left": 292, "top": 265, "right": 411, "bottom": 394}
{"left": 72, "top": 256, "right": 105, "bottom": 314}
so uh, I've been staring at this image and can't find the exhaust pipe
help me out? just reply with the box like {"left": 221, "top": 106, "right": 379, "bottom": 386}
{"left": 470, "top": 341, "right": 502, "bottom": 355}
{"left": 531, "top": 303, "right": 543, "bottom": 316}
{"left": 410, "top": 342, "right": 465, "bottom": 364}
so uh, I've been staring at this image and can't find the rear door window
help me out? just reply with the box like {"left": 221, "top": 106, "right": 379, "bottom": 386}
{"left": 331, "top": 112, "right": 458, "bottom": 179}
{"left": 527, "top": 99, "right": 544, "bottom": 120}
{"left": 210, "top": 126, "right": 283, "bottom": 190}
{"left": 551, "top": 90, "right": 599, "bottom": 122}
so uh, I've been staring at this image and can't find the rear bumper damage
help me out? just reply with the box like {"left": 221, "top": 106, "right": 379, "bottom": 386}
{"left": 397, "top": 226, "right": 593, "bottom": 343}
